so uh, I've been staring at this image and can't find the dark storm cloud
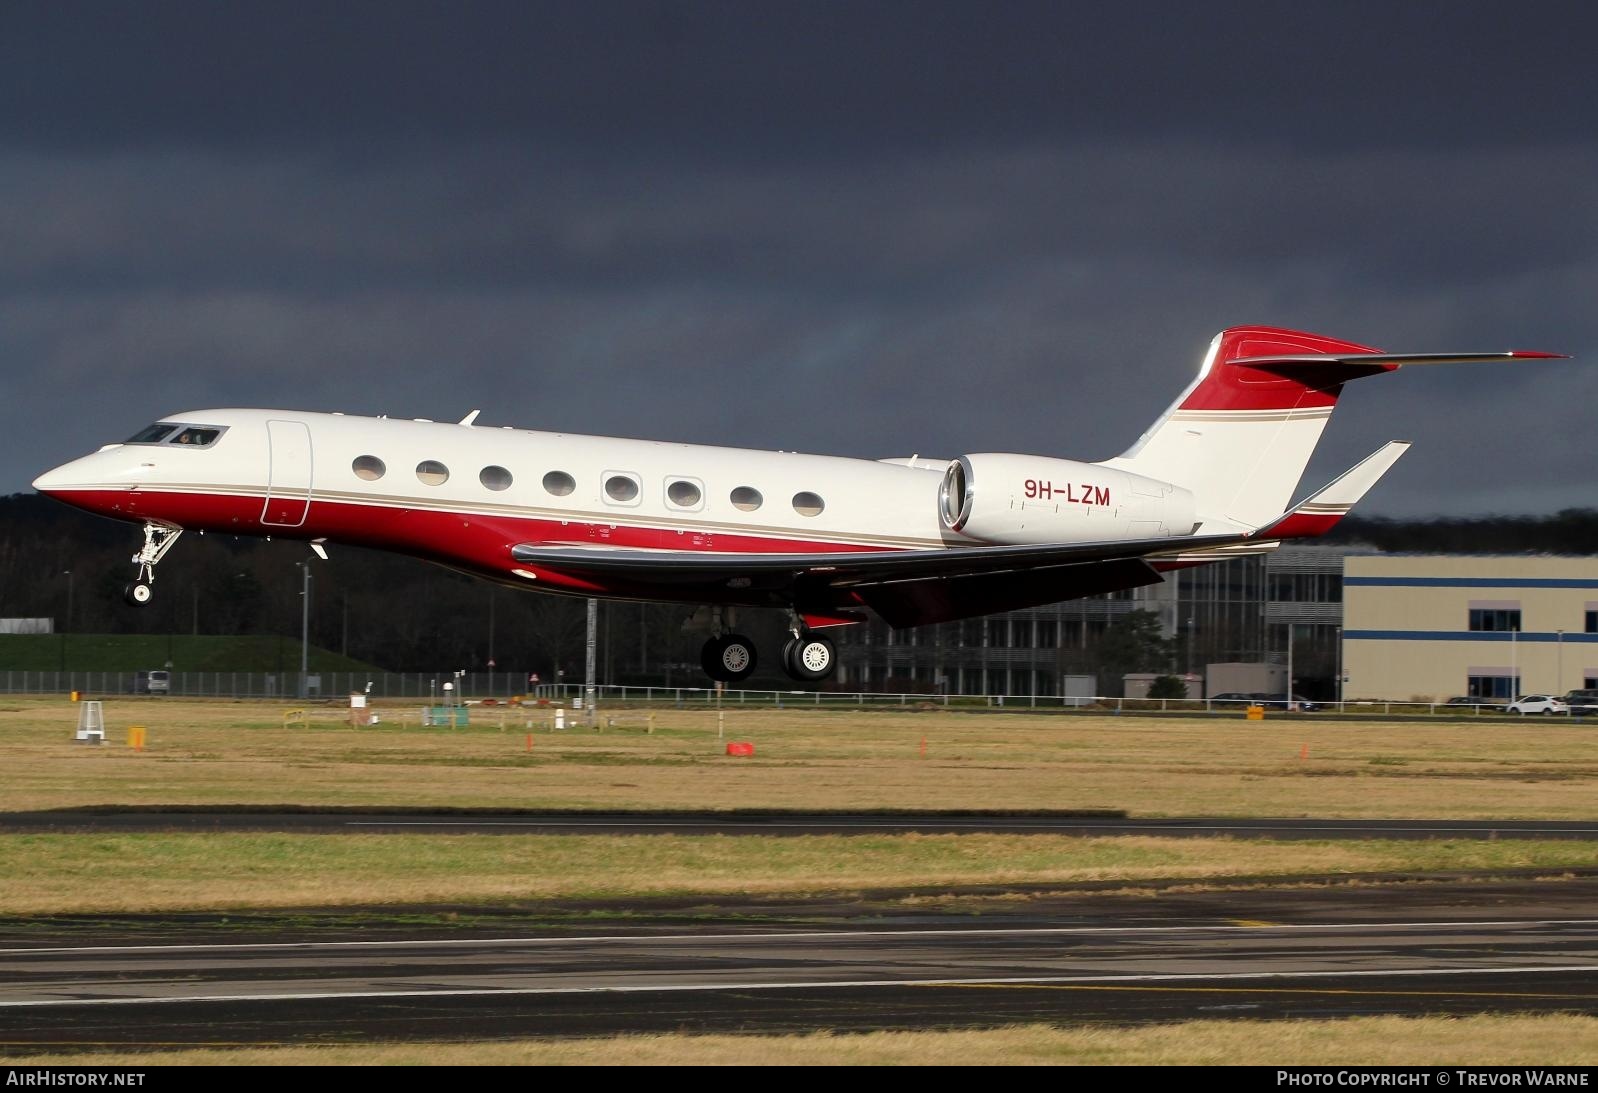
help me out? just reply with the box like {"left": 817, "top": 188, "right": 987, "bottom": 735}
{"left": 4, "top": 1, "right": 1595, "bottom": 154}
{"left": 3, "top": 2, "right": 1596, "bottom": 515}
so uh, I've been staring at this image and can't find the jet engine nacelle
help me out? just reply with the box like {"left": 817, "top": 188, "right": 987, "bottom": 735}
{"left": 939, "top": 454, "right": 1198, "bottom": 545}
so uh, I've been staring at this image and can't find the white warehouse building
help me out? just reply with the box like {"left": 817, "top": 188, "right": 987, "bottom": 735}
{"left": 1343, "top": 555, "right": 1598, "bottom": 702}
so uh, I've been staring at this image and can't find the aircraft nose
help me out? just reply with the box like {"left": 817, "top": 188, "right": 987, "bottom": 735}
{"left": 33, "top": 451, "right": 111, "bottom": 495}
{"left": 32, "top": 463, "right": 73, "bottom": 494}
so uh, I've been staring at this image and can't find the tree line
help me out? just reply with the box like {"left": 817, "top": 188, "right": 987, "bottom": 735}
{"left": 0, "top": 494, "right": 714, "bottom": 683}
{"left": 5, "top": 492, "right": 1593, "bottom": 681}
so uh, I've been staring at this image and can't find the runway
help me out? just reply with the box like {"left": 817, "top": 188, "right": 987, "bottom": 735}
{"left": 6, "top": 808, "right": 1598, "bottom": 840}
{"left": 2, "top": 878, "right": 1596, "bottom": 1048}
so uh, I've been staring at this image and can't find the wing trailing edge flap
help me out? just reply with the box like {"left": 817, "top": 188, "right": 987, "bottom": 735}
{"left": 846, "top": 557, "right": 1163, "bottom": 629}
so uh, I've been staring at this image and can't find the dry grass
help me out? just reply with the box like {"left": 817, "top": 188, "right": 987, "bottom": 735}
{"left": 2, "top": 831, "right": 1594, "bottom": 914}
{"left": 7, "top": 1015, "right": 1597, "bottom": 1066}
{"left": 3, "top": 697, "right": 1598, "bottom": 818}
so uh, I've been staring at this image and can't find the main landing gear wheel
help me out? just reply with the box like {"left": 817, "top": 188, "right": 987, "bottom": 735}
{"left": 783, "top": 632, "right": 837, "bottom": 682}
{"left": 123, "top": 582, "right": 152, "bottom": 607}
{"left": 701, "top": 634, "right": 758, "bottom": 683}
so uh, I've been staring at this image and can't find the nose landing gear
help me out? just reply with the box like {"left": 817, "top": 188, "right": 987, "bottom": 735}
{"left": 124, "top": 523, "right": 183, "bottom": 607}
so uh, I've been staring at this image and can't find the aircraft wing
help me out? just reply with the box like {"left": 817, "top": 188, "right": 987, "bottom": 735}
{"left": 510, "top": 532, "right": 1238, "bottom": 586}
{"left": 510, "top": 440, "right": 1408, "bottom": 627}
{"left": 511, "top": 532, "right": 1240, "bottom": 628}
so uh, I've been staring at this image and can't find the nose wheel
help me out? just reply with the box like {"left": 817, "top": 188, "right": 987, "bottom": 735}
{"left": 123, "top": 523, "right": 183, "bottom": 608}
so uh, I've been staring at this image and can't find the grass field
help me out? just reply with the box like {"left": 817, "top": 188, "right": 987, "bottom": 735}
{"left": 3, "top": 697, "right": 1596, "bottom": 817}
{"left": 4, "top": 697, "right": 1595, "bottom": 1065}
{"left": 9, "top": 1017, "right": 1598, "bottom": 1066}
{"left": 6, "top": 831, "right": 1595, "bottom": 914}
{"left": 0, "top": 634, "right": 373, "bottom": 672}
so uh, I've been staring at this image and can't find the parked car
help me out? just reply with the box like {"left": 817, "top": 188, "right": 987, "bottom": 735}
{"left": 1208, "top": 692, "right": 1261, "bottom": 705}
{"left": 1251, "top": 692, "right": 1318, "bottom": 711}
{"left": 1444, "top": 696, "right": 1503, "bottom": 712}
{"left": 132, "top": 669, "right": 170, "bottom": 695}
{"left": 1561, "top": 689, "right": 1598, "bottom": 716}
{"left": 1207, "top": 692, "right": 1317, "bottom": 711}
{"left": 1505, "top": 694, "right": 1567, "bottom": 716}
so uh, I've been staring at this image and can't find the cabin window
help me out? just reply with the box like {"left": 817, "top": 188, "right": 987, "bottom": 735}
{"left": 479, "top": 465, "right": 513, "bottom": 491}
{"left": 604, "top": 473, "right": 641, "bottom": 504}
{"left": 730, "top": 486, "right": 763, "bottom": 512}
{"left": 126, "top": 423, "right": 178, "bottom": 444}
{"left": 792, "top": 491, "right": 825, "bottom": 517}
{"left": 416, "top": 460, "right": 450, "bottom": 486}
{"left": 666, "top": 478, "right": 703, "bottom": 509}
{"left": 352, "top": 455, "right": 386, "bottom": 481}
{"left": 542, "top": 471, "right": 576, "bottom": 497}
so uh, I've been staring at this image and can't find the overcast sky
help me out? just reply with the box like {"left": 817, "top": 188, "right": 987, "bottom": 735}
{"left": 4, "top": 1, "right": 1595, "bottom": 515}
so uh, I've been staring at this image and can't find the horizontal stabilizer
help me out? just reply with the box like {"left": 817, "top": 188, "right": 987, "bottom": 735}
{"left": 1160, "top": 441, "right": 1409, "bottom": 563}
{"left": 1252, "top": 440, "right": 1410, "bottom": 540}
{"left": 1231, "top": 350, "right": 1566, "bottom": 369}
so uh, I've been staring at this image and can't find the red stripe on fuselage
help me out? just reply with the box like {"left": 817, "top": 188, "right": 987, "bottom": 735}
{"left": 47, "top": 487, "right": 901, "bottom": 594}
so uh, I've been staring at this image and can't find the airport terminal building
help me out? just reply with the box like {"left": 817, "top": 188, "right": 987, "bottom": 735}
{"left": 832, "top": 549, "right": 1598, "bottom": 702}
{"left": 1343, "top": 555, "right": 1598, "bottom": 702}
{"left": 832, "top": 542, "right": 1363, "bottom": 696}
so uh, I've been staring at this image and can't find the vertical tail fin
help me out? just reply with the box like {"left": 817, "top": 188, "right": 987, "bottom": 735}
{"left": 1103, "top": 326, "right": 1560, "bottom": 530}
{"left": 1103, "top": 326, "right": 1392, "bottom": 530}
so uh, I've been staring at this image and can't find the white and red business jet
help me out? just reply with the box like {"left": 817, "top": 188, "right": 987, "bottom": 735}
{"left": 33, "top": 326, "right": 1561, "bottom": 684}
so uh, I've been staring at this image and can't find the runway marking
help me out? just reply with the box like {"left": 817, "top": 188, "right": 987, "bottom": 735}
{"left": 947, "top": 983, "right": 1585, "bottom": 1000}
{"left": 6, "top": 918, "right": 1596, "bottom": 956}
{"left": 3, "top": 963, "right": 1597, "bottom": 1009}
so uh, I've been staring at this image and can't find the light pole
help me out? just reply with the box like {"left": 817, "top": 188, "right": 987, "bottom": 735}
{"left": 585, "top": 597, "right": 598, "bottom": 727}
{"left": 1558, "top": 629, "right": 1565, "bottom": 697}
{"left": 58, "top": 570, "right": 73, "bottom": 676}
{"left": 1285, "top": 623, "right": 1294, "bottom": 710}
{"left": 298, "top": 562, "right": 312, "bottom": 699}
{"left": 1335, "top": 625, "right": 1343, "bottom": 710}
{"left": 1510, "top": 625, "right": 1519, "bottom": 700}
{"left": 487, "top": 588, "right": 496, "bottom": 665}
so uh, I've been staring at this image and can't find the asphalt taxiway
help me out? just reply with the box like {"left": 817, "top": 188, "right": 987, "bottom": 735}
{"left": 2, "top": 877, "right": 1596, "bottom": 1048}
{"left": 6, "top": 809, "right": 1598, "bottom": 840}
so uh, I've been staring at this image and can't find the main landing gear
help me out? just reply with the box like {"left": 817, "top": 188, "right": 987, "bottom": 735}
{"left": 695, "top": 611, "right": 838, "bottom": 684}
{"left": 124, "top": 522, "right": 183, "bottom": 607}
{"left": 701, "top": 632, "right": 758, "bottom": 683}
{"left": 780, "top": 631, "right": 836, "bottom": 682}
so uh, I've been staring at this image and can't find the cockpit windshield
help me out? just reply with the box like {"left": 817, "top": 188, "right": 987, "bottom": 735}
{"left": 125, "top": 423, "right": 227, "bottom": 447}
{"left": 127, "top": 423, "right": 179, "bottom": 444}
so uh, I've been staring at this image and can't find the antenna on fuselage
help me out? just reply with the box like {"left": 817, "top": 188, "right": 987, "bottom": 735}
{"left": 459, "top": 410, "right": 481, "bottom": 426}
